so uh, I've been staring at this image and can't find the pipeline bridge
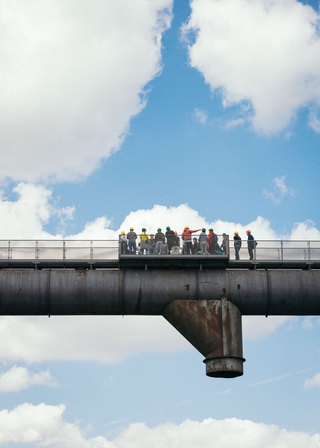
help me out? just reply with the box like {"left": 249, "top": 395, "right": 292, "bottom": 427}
{"left": 0, "top": 237, "right": 319, "bottom": 379}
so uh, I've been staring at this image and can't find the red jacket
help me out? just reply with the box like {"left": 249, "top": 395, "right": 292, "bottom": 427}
{"left": 182, "top": 229, "right": 201, "bottom": 241}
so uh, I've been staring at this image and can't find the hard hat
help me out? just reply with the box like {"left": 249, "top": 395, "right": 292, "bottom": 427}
{"left": 121, "top": 231, "right": 125, "bottom": 235}
{"left": 184, "top": 226, "right": 189, "bottom": 230}
{"left": 174, "top": 231, "right": 177, "bottom": 234}
{"left": 234, "top": 232, "right": 239, "bottom": 235}
{"left": 246, "top": 229, "right": 251, "bottom": 233}
{"left": 193, "top": 237, "right": 197, "bottom": 240}
{"left": 209, "top": 228, "right": 213, "bottom": 232}
{"left": 150, "top": 233, "right": 154, "bottom": 236}
{"left": 157, "top": 228, "right": 161, "bottom": 231}
{"left": 223, "top": 233, "right": 227, "bottom": 236}
{"left": 130, "top": 227, "right": 134, "bottom": 230}
{"left": 202, "top": 228, "right": 206, "bottom": 232}
{"left": 142, "top": 228, "right": 146, "bottom": 232}
{"left": 166, "top": 226, "right": 170, "bottom": 230}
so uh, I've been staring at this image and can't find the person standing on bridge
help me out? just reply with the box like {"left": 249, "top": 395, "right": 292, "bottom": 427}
{"left": 155, "top": 228, "right": 165, "bottom": 255}
{"left": 139, "top": 228, "right": 148, "bottom": 255}
{"left": 182, "top": 227, "right": 201, "bottom": 255}
{"left": 234, "top": 232, "right": 241, "bottom": 260}
{"left": 165, "top": 226, "right": 175, "bottom": 254}
{"left": 208, "top": 229, "right": 218, "bottom": 255}
{"left": 120, "top": 231, "right": 128, "bottom": 255}
{"left": 246, "top": 230, "right": 256, "bottom": 261}
{"left": 127, "top": 227, "right": 137, "bottom": 255}
{"left": 221, "top": 233, "right": 228, "bottom": 255}
{"left": 199, "top": 228, "right": 208, "bottom": 254}
{"left": 147, "top": 234, "right": 156, "bottom": 254}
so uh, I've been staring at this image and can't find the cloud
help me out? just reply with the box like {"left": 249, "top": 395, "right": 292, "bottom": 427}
{"left": 0, "top": 405, "right": 320, "bottom": 448}
{"left": 0, "top": 316, "right": 188, "bottom": 364}
{"left": 263, "top": 175, "right": 295, "bottom": 204}
{"left": 0, "top": 0, "right": 172, "bottom": 182}
{"left": 0, "top": 366, "right": 57, "bottom": 392}
{"left": 249, "top": 367, "right": 311, "bottom": 388}
{"left": 183, "top": 0, "right": 320, "bottom": 134}
{"left": 308, "top": 109, "right": 320, "bottom": 133}
{"left": 193, "top": 108, "right": 208, "bottom": 125}
{"left": 305, "top": 373, "right": 320, "bottom": 390}
{"left": 0, "top": 183, "right": 317, "bottom": 365}
{"left": 242, "top": 316, "right": 294, "bottom": 339}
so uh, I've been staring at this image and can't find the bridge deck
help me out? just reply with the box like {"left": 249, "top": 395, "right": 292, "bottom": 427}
{"left": 0, "top": 257, "right": 319, "bottom": 270}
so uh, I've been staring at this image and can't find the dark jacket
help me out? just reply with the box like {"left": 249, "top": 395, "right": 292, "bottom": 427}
{"left": 155, "top": 231, "right": 165, "bottom": 243}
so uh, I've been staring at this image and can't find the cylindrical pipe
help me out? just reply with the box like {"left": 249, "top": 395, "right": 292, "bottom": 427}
{"left": 163, "top": 298, "right": 245, "bottom": 378}
{"left": 0, "top": 268, "right": 319, "bottom": 316}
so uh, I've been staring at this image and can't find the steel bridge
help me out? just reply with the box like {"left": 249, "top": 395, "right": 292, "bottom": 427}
{"left": 0, "top": 238, "right": 319, "bottom": 379}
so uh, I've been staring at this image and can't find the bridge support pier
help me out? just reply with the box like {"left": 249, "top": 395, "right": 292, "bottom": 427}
{"left": 163, "top": 297, "right": 245, "bottom": 378}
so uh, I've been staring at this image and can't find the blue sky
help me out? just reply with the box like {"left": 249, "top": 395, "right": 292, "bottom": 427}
{"left": 0, "top": 0, "right": 320, "bottom": 446}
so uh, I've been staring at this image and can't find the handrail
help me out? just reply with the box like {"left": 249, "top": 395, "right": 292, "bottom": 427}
{"left": 0, "top": 237, "right": 318, "bottom": 262}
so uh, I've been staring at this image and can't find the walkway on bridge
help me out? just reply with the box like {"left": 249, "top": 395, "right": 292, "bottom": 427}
{"left": 0, "top": 238, "right": 319, "bottom": 269}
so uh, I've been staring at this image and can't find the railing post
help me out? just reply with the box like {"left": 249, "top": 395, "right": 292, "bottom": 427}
{"left": 35, "top": 241, "right": 39, "bottom": 259}
{"left": 63, "top": 241, "right": 66, "bottom": 260}
{"left": 308, "top": 241, "right": 311, "bottom": 260}
{"left": 226, "top": 235, "right": 230, "bottom": 258}
{"left": 8, "top": 241, "right": 11, "bottom": 259}
{"left": 280, "top": 240, "right": 283, "bottom": 261}
{"left": 254, "top": 240, "right": 257, "bottom": 260}
{"left": 90, "top": 241, "right": 93, "bottom": 259}
{"left": 118, "top": 235, "right": 121, "bottom": 258}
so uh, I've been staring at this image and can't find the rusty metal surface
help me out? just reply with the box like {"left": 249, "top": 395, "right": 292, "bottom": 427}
{"left": 0, "top": 268, "right": 319, "bottom": 316}
{"left": 163, "top": 298, "right": 244, "bottom": 378}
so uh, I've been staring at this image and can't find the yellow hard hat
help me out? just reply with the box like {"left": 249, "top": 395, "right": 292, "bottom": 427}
{"left": 184, "top": 226, "right": 189, "bottom": 230}
{"left": 121, "top": 231, "right": 125, "bottom": 235}
{"left": 234, "top": 231, "right": 239, "bottom": 235}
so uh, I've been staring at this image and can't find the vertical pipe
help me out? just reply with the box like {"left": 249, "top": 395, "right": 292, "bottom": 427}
{"left": 163, "top": 298, "right": 245, "bottom": 378}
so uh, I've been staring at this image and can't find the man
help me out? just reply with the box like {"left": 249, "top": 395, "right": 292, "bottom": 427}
{"left": 165, "top": 226, "right": 175, "bottom": 254}
{"left": 155, "top": 228, "right": 165, "bottom": 255}
{"left": 199, "top": 228, "right": 208, "bottom": 254}
{"left": 192, "top": 237, "right": 200, "bottom": 254}
{"left": 147, "top": 234, "right": 156, "bottom": 254}
{"left": 127, "top": 227, "right": 137, "bottom": 254}
{"left": 221, "top": 233, "right": 228, "bottom": 255}
{"left": 120, "top": 231, "right": 127, "bottom": 255}
{"left": 246, "top": 229, "right": 256, "bottom": 260}
{"left": 139, "top": 228, "right": 148, "bottom": 255}
{"left": 234, "top": 232, "right": 241, "bottom": 260}
{"left": 208, "top": 228, "right": 218, "bottom": 255}
{"left": 182, "top": 227, "right": 201, "bottom": 255}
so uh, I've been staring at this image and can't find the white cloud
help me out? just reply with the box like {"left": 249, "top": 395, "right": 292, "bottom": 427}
{"left": 0, "top": 0, "right": 172, "bottom": 182}
{"left": 184, "top": 0, "right": 320, "bottom": 134}
{"left": 242, "top": 316, "right": 293, "bottom": 339}
{"left": 250, "top": 368, "right": 311, "bottom": 388}
{"left": 0, "top": 405, "right": 320, "bottom": 448}
{"left": 263, "top": 175, "right": 295, "bottom": 204}
{"left": 305, "top": 372, "right": 320, "bottom": 390}
{"left": 0, "top": 316, "right": 188, "bottom": 364}
{"left": 308, "top": 109, "right": 320, "bottom": 133}
{"left": 0, "top": 366, "right": 56, "bottom": 392}
{"left": 0, "top": 183, "right": 317, "bottom": 364}
{"left": 193, "top": 108, "right": 208, "bottom": 124}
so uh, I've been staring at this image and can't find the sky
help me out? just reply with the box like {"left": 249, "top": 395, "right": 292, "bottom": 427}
{"left": 0, "top": 0, "right": 320, "bottom": 446}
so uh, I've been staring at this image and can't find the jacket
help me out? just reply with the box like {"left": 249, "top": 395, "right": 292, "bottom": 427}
{"left": 182, "top": 229, "right": 201, "bottom": 241}
{"left": 155, "top": 231, "right": 165, "bottom": 243}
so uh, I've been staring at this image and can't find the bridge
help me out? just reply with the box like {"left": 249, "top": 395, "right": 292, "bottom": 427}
{"left": 0, "top": 237, "right": 319, "bottom": 379}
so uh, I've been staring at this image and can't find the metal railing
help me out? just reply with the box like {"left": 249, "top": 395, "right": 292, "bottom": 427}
{"left": 0, "top": 240, "right": 118, "bottom": 261}
{"left": 0, "top": 237, "right": 319, "bottom": 262}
